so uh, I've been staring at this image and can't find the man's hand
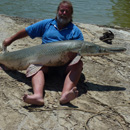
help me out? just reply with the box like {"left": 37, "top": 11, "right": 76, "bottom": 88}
{"left": 2, "top": 29, "right": 28, "bottom": 52}
{"left": 2, "top": 37, "right": 12, "bottom": 52}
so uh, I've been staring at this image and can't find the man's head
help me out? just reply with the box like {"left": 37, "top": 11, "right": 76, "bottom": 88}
{"left": 56, "top": 0, "right": 73, "bottom": 25}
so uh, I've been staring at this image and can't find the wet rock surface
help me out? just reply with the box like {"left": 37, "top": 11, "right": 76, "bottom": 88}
{"left": 0, "top": 15, "right": 130, "bottom": 130}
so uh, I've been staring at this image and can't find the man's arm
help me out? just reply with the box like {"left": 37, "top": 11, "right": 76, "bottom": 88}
{"left": 3, "top": 29, "right": 28, "bottom": 47}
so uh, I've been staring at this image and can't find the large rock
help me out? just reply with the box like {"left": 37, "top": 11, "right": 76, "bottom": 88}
{"left": 0, "top": 15, "right": 130, "bottom": 130}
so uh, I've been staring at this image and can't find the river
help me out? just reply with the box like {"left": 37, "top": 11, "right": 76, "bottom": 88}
{"left": 0, "top": 0, "right": 130, "bottom": 28}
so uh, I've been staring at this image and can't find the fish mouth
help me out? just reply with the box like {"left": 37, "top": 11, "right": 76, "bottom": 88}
{"left": 109, "top": 47, "right": 126, "bottom": 52}
{"left": 103, "top": 47, "right": 126, "bottom": 53}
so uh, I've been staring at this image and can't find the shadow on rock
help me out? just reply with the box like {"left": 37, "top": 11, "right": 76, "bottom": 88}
{"left": 2, "top": 68, "right": 126, "bottom": 98}
{"left": 23, "top": 102, "right": 78, "bottom": 111}
{"left": 2, "top": 68, "right": 32, "bottom": 86}
{"left": 84, "top": 82, "right": 126, "bottom": 92}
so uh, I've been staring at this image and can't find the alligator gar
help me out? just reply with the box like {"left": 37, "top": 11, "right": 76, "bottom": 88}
{"left": 0, "top": 40, "right": 126, "bottom": 76}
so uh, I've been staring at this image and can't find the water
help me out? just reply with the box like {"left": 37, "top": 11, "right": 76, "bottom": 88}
{"left": 0, "top": 0, "right": 130, "bottom": 28}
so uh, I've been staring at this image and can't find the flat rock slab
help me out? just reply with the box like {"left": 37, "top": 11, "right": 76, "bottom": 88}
{"left": 0, "top": 15, "right": 130, "bottom": 130}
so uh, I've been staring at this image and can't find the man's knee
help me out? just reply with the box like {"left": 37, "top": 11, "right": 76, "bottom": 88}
{"left": 70, "top": 60, "right": 83, "bottom": 72}
{"left": 78, "top": 60, "right": 83, "bottom": 67}
{"left": 75, "top": 60, "right": 83, "bottom": 71}
{"left": 41, "top": 66, "right": 48, "bottom": 73}
{"left": 66, "top": 60, "right": 83, "bottom": 73}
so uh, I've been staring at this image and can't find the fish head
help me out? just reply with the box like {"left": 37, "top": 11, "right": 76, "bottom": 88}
{"left": 80, "top": 41, "right": 126, "bottom": 56}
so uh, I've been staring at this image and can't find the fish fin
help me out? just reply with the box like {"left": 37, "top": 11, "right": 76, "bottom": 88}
{"left": 68, "top": 54, "right": 81, "bottom": 66}
{"left": 26, "top": 64, "right": 43, "bottom": 77}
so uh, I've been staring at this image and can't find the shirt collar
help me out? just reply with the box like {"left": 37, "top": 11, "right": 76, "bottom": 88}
{"left": 50, "top": 19, "right": 73, "bottom": 30}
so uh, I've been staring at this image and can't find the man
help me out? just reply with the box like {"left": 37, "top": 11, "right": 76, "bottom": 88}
{"left": 3, "top": 1, "right": 84, "bottom": 105}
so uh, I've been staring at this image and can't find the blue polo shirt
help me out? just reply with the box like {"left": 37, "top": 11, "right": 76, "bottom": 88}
{"left": 25, "top": 19, "right": 84, "bottom": 44}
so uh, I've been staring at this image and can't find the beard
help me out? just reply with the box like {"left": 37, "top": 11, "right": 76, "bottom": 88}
{"left": 56, "top": 14, "right": 71, "bottom": 25}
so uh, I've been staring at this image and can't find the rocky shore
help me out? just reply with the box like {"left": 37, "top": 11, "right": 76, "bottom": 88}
{"left": 0, "top": 14, "right": 130, "bottom": 130}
